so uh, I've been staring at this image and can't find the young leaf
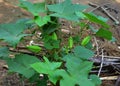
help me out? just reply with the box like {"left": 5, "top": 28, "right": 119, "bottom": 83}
{"left": 7, "top": 54, "right": 40, "bottom": 78}
{"left": 27, "top": 45, "right": 41, "bottom": 53}
{"left": 83, "top": 13, "right": 110, "bottom": 28}
{"left": 110, "top": 36, "right": 117, "bottom": 42}
{"left": 85, "top": 41, "right": 93, "bottom": 49}
{"left": 96, "top": 28, "right": 112, "bottom": 40}
{"left": 44, "top": 40, "right": 60, "bottom": 49}
{"left": 47, "top": 0, "right": 88, "bottom": 21}
{"left": 81, "top": 36, "right": 91, "bottom": 46}
{"left": 44, "top": 36, "right": 60, "bottom": 50}
{"left": 34, "top": 16, "right": 50, "bottom": 27}
{"left": 68, "top": 36, "right": 73, "bottom": 48}
{"left": 51, "top": 32, "right": 57, "bottom": 40}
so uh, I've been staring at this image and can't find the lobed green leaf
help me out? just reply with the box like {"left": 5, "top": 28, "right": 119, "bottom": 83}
{"left": 47, "top": 0, "right": 88, "bottom": 21}
{"left": 7, "top": 54, "right": 40, "bottom": 78}
{"left": 0, "top": 20, "right": 31, "bottom": 46}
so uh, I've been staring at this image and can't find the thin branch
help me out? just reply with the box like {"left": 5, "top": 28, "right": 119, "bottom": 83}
{"left": 101, "top": 6, "right": 119, "bottom": 24}
{"left": 91, "top": 70, "right": 108, "bottom": 73}
{"left": 98, "top": 49, "right": 104, "bottom": 77}
{"left": 88, "top": 2, "right": 110, "bottom": 12}
{"left": 99, "top": 55, "right": 120, "bottom": 59}
{"left": 22, "top": 81, "right": 25, "bottom": 86}
{"left": 115, "top": 76, "right": 120, "bottom": 86}
{"left": 88, "top": 2, "right": 100, "bottom": 12}
{"left": 93, "top": 37, "right": 99, "bottom": 55}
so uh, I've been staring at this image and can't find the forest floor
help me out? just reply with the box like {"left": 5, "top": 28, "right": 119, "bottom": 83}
{"left": 0, "top": 0, "right": 120, "bottom": 86}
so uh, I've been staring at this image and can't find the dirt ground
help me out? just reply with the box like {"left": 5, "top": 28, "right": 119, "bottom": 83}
{"left": 0, "top": 0, "right": 120, "bottom": 86}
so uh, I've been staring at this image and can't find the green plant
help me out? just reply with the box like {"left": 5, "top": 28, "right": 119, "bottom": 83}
{"left": 0, "top": 0, "right": 114, "bottom": 86}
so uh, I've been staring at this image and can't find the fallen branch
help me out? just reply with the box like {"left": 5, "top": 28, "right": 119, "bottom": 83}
{"left": 100, "top": 76, "right": 118, "bottom": 80}
{"left": 9, "top": 48, "right": 43, "bottom": 57}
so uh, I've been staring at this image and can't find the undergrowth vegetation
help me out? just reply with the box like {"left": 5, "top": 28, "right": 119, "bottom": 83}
{"left": 0, "top": 0, "right": 114, "bottom": 86}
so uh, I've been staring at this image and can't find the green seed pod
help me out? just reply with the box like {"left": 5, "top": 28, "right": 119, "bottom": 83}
{"left": 81, "top": 36, "right": 91, "bottom": 46}
{"left": 68, "top": 36, "right": 73, "bottom": 48}
{"left": 27, "top": 45, "right": 41, "bottom": 53}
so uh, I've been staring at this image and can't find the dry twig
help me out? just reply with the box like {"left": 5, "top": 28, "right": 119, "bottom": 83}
{"left": 98, "top": 49, "right": 104, "bottom": 77}
{"left": 100, "top": 76, "right": 118, "bottom": 80}
{"left": 93, "top": 37, "right": 99, "bottom": 55}
{"left": 115, "top": 76, "right": 120, "bottom": 86}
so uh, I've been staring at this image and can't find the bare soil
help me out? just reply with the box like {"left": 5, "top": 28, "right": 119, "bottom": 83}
{"left": 0, "top": 0, "right": 120, "bottom": 86}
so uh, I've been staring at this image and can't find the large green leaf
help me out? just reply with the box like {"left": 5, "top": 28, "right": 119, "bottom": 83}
{"left": 84, "top": 13, "right": 110, "bottom": 28}
{"left": 31, "top": 56, "right": 62, "bottom": 84}
{"left": 73, "top": 46, "right": 94, "bottom": 59}
{"left": 61, "top": 53, "right": 100, "bottom": 86}
{"left": 31, "top": 55, "right": 101, "bottom": 86}
{"left": 7, "top": 54, "right": 40, "bottom": 78}
{"left": 19, "top": 0, "right": 46, "bottom": 16}
{"left": 96, "top": 28, "right": 112, "bottom": 40}
{"left": 63, "top": 54, "right": 92, "bottom": 75}
{"left": 0, "top": 20, "right": 30, "bottom": 46}
{"left": 47, "top": 0, "right": 88, "bottom": 21}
